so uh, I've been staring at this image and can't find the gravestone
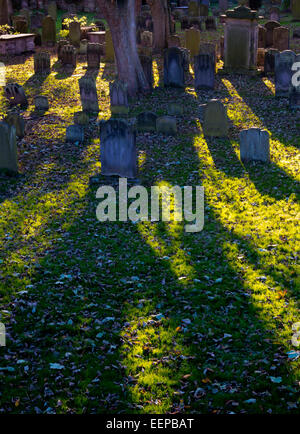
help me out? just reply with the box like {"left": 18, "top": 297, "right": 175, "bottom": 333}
{"left": 69, "top": 21, "right": 81, "bottom": 47}
{"left": 199, "top": 4, "right": 209, "bottom": 17}
{"left": 275, "top": 50, "right": 296, "bottom": 97}
{"left": 4, "top": 83, "right": 28, "bottom": 108}
{"left": 139, "top": 54, "right": 153, "bottom": 90}
{"left": 136, "top": 112, "right": 157, "bottom": 132}
{"left": 164, "top": 47, "right": 185, "bottom": 88}
{"left": 258, "top": 25, "right": 266, "bottom": 48}
{"left": 203, "top": 99, "right": 228, "bottom": 137}
{"left": 79, "top": 77, "right": 99, "bottom": 113}
{"left": 0, "top": 0, "right": 9, "bottom": 25}
{"left": 188, "top": 1, "right": 200, "bottom": 17}
{"left": 105, "top": 30, "right": 115, "bottom": 62}
{"left": 34, "top": 95, "right": 49, "bottom": 111}
{"left": 257, "top": 48, "right": 265, "bottom": 68}
{"left": 264, "top": 20, "right": 281, "bottom": 47}
{"left": 292, "top": 0, "right": 300, "bottom": 21}
{"left": 194, "top": 53, "right": 215, "bottom": 90}
{"left": 34, "top": 51, "right": 51, "bottom": 74}
{"left": 100, "top": 119, "right": 137, "bottom": 178}
{"left": 47, "top": 1, "right": 57, "bottom": 21}
{"left": 141, "top": 30, "right": 153, "bottom": 48}
{"left": 79, "top": 39, "right": 88, "bottom": 55}
{"left": 269, "top": 6, "right": 280, "bottom": 22}
{"left": 156, "top": 116, "right": 177, "bottom": 135}
{"left": 31, "top": 11, "right": 44, "bottom": 30}
{"left": 87, "top": 42, "right": 101, "bottom": 69}
{"left": 15, "top": 18, "right": 28, "bottom": 33}
{"left": 223, "top": 5, "right": 259, "bottom": 71}
{"left": 240, "top": 128, "right": 270, "bottom": 163}
{"left": 57, "top": 39, "right": 68, "bottom": 61}
{"left": 74, "top": 111, "right": 89, "bottom": 126}
{"left": 185, "top": 27, "right": 201, "bottom": 58}
{"left": 0, "top": 122, "right": 18, "bottom": 172}
{"left": 264, "top": 48, "right": 279, "bottom": 75}
{"left": 66, "top": 125, "right": 84, "bottom": 142}
{"left": 110, "top": 80, "right": 129, "bottom": 116}
{"left": 5, "top": 113, "right": 25, "bottom": 138}
{"left": 42, "top": 15, "right": 56, "bottom": 46}
{"left": 60, "top": 44, "right": 77, "bottom": 67}
{"left": 273, "top": 27, "right": 289, "bottom": 52}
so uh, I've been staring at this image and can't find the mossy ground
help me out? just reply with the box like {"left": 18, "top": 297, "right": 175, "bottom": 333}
{"left": 0, "top": 13, "right": 299, "bottom": 414}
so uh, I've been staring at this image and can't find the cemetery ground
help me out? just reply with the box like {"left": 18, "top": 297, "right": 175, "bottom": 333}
{"left": 0, "top": 21, "right": 299, "bottom": 415}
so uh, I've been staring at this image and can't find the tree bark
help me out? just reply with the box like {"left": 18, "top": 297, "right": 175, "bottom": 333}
{"left": 147, "top": 0, "right": 171, "bottom": 52}
{"left": 97, "top": 0, "right": 150, "bottom": 96}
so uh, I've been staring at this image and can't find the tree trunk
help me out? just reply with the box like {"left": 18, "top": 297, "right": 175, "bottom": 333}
{"left": 147, "top": 0, "right": 171, "bottom": 52}
{"left": 97, "top": 0, "right": 150, "bottom": 97}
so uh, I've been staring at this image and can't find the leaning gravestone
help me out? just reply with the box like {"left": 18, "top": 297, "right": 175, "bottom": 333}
{"left": 42, "top": 15, "right": 56, "bottom": 46}
{"left": 136, "top": 112, "right": 157, "bottom": 132}
{"left": 79, "top": 77, "right": 99, "bottom": 113}
{"left": 275, "top": 50, "right": 296, "bottom": 97}
{"left": 194, "top": 53, "right": 215, "bottom": 90}
{"left": 4, "top": 83, "right": 28, "bottom": 108}
{"left": 203, "top": 99, "right": 228, "bottom": 137}
{"left": 164, "top": 47, "right": 185, "bottom": 88}
{"left": 239, "top": 128, "right": 270, "bottom": 163}
{"left": 34, "top": 52, "right": 51, "bottom": 74}
{"left": 109, "top": 80, "right": 129, "bottom": 116}
{"left": 87, "top": 43, "right": 101, "bottom": 69}
{"left": 0, "top": 122, "right": 18, "bottom": 173}
{"left": 100, "top": 119, "right": 137, "bottom": 178}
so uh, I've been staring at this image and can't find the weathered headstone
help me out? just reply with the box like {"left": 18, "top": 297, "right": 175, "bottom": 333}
{"left": 60, "top": 44, "right": 77, "bottom": 67}
{"left": 66, "top": 125, "right": 84, "bottom": 143}
{"left": 136, "top": 112, "right": 157, "bottom": 132}
{"left": 79, "top": 76, "right": 99, "bottom": 113}
{"left": 185, "top": 27, "right": 201, "bottom": 58}
{"left": 289, "top": 54, "right": 300, "bottom": 108}
{"left": 110, "top": 80, "right": 129, "bottom": 116}
{"left": 34, "top": 95, "right": 49, "bottom": 111}
{"left": 194, "top": 53, "right": 215, "bottom": 90}
{"left": 141, "top": 30, "right": 153, "bottom": 48}
{"left": 100, "top": 119, "right": 137, "bottom": 178}
{"left": 74, "top": 111, "right": 89, "bottom": 126}
{"left": 0, "top": 122, "right": 18, "bottom": 173}
{"left": 15, "top": 18, "right": 28, "bottom": 33}
{"left": 264, "top": 20, "right": 281, "bottom": 47}
{"left": 188, "top": 1, "right": 200, "bottom": 17}
{"left": 4, "top": 83, "right": 28, "bottom": 108}
{"left": 223, "top": 5, "right": 259, "bottom": 71}
{"left": 5, "top": 112, "right": 25, "bottom": 138}
{"left": 239, "top": 128, "right": 270, "bottom": 163}
{"left": 269, "top": 6, "right": 280, "bottom": 23}
{"left": 57, "top": 39, "right": 68, "bottom": 61}
{"left": 273, "top": 26, "right": 289, "bottom": 52}
{"left": 205, "top": 17, "right": 217, "bottom": 31}
{"left": 164, "top": 47, "right": 185, "bottom": 88}
{"left": 69, "top": 21, "right": 81, "bottom": 47}
{"left": 203, "top": 99, "right": 228, "bottom": 137}
{"left": 264, "top": 48, "right": 279, "bottom": 75}
{"left": 275, "top": 50, "right": 296, "bottom": 97}
{"left": 34, "top": 51, "right": 51, "bottom": 74}
{"left": 156, "top": 116, "right": 177, "bottom": 135}
{"left": 42, "top": 15, "right": 56, "bottom": 46}
{"left": 139, "top": 54, "right": 153, "bottom": 90}
{"left": 258, "top": 25, "right": 266, "bottom": 48}
{"left": 87, "top": 42, "right": 101, "bottom": 69}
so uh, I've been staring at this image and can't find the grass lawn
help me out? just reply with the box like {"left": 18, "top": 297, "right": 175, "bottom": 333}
{"left": 0, "top": 14, "right": 299, "bottom": 414}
